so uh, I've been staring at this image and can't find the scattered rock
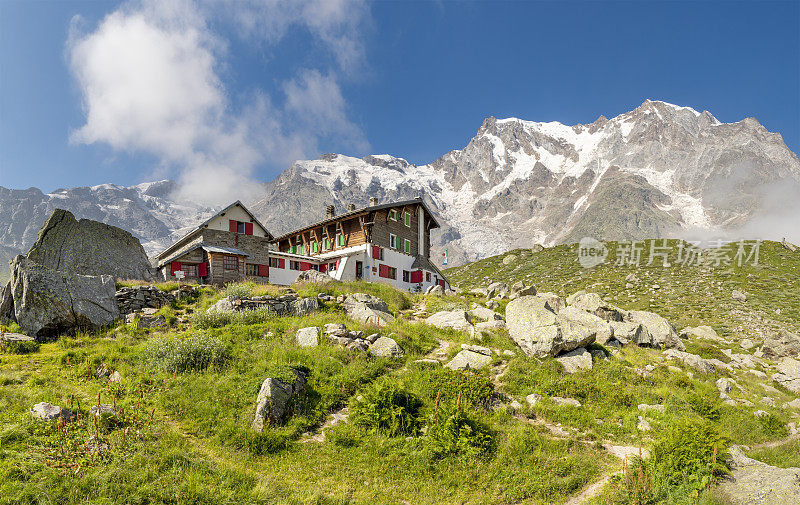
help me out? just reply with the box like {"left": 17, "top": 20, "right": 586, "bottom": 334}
{"left": 294, "top": 270, "right": 339, "bottom": 284}
{"left": 116, "top": 286, "right": 175, "bottom": 316}
{"left": 681, "top": 325, "right": 726, "bottom": 343}
{"left": 486, "top": 300, "right": 500, "bottom": 310}
{"left": 109, "top": 371, "right": 122, "bottom": 382}
{"left": 664, "top": 349, "right": 719, "bottom": 374}
{"left": 567, "top": 292, "right": 624, "bottom": 322}
{"left": 558, "top": 306, "right": 615, "bottom": 345}
{"left": 425, "top": 285, "right": 444, "bottom": 296}
{"left": 446, "top": 348, "right": 492, "bottom": 370}
{"left": 510, "top": 281, "right": 537, "bottom": 298}
{"left": 506, "top": 296, "right": 595, "bottom": 358}
{"left": 608, "top": 321, "right": 649, "bottom": 346}
{"left": 32, "top": 402, "right": 69, "bottom": 420}
{"left": 425, "top": 310, "right": 473, "bottom": 331}
{"left": 556, "top": 347, "right": 593, "bottom": 373}
{"left": 502, "top": 254, "right": 517, "bottom": 265}
{"left": 552, "top": 397, "right": 581, "bottom": 407}
{"left": 252, "top": 368, "right": 308, "bottom": 430}
{"left": 762, "top": 397, "right": 776, "bottom": 406}
{"left": 296, "top": 327, "right": 320, "bottom": 348}
{"left": 717, "top": 378, "right": 735, "bottom": 394}
{"left": 526, "top": 393, "right": 542, "bottom": 407}
{"left": 368, "top": 336, "right": 404, "bottom": 357}
{"left": 469, "top": 304, "right": 502, "bottom": 322}
{"left": 732, "top": 290, "right": 748, "bottom": 302}
{"left": 637, "top": 416, "right": 651, "bottom": 431}
{"left": 90, "top": 404, "right": 115, "bottom": 417}
{"left": 137, "top": 314, "right": 167, "bottom": 330}
{"left": 486, "top": 282, "right": 510, "bottom": 300}
{"left": 754, "top": 410, "right": 769, "bottom": 418}
{"left": 741, "top": 339, "right": 755, "bottom": 350}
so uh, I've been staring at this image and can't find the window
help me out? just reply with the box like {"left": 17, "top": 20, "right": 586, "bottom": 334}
{"left": 386, "top": 266, "right": 397, "bottom": 280}
{"left": 290, "top": 260, "right": 301, "bottom": 270}
{"left": 426, "top": 272, "right": 431, "bottom": 282}
{"left": 269, "top": 257, "right": 280, "bottom": 268}
{"left": 245, "top": 263, "right": 258, "bottom": 276}
{"left": 329, "top": 262, "right": 337, "bottom": 271}
{"left": 402, "top": 270, "right": 410, "bottom": 283}
{"left": 389, "top": 233, "right": 397, "bottom": 249}
{"left": 299, "top": 244, "right": 305, "bottom": 255}
{"left": 224, "top": 255, "right": 238, "bottom": 270}
{"left": 403, "top": 239, "right": 411, "bottom": 254}
{"left": 237, "top": 221, "right": 245, "bottom": 234}
{"left": 324, "top": 237, "right": 330, "bottom": 250}
{"left": 389, "top": 209, "right": 398, "bottom": 221}
{"left": 184, "top": 264, "right": 198, "bottom": 277}
{"left": 311, "top": 241, "right": 318, "bottom": 253}
{"left": 290, "top": 245, "right": 296, "bottom": 254}
{"left": 337, "top": 233, "right": 345, "bottom": 246}
{"left": 404, "top": 212, "right": 411, "bottom": 227}
{"left": 373, "top": 246, "right": 384, "bottom": 260}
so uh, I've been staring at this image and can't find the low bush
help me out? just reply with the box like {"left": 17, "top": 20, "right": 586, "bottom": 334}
{"left": 425, "top": 403, "right": 494, "bottom": 459}
{"left": 651, "top": 416, "right": 729, "bottom": 491}
{"left": 0, "top": 322, "right": 22, "bottom": 334}
{"left": 757, "top": 412, "right": 788, "bottom": 438}
{"left": 191, "top": 306, "right": 276, "bottom": 329}
{"left": 224, "top": 283, "right": 253, "bottom": 300}
{"left": 412, "top": 367, "right": 495, "bottom": 410}
{"left": 349, "top": 377, "right": 422, "bottom": 436}
{"left": 1, "top": 339, "right": 39, "bottom": 354}
{"left": 688, "top": 392, "right": 722, "bottom": 422}
{"left": 143, "top": 334, "right": 230, "bottom": 373}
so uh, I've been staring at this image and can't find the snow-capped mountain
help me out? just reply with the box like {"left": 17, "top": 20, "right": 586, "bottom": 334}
{"left": 2, "top": 100, "right": 798, "bottom": 272}
{"left": 0, "top": 180, "right": 218, "bottom": 260}
{"left": 252, "top": 100, "right": 800, "bottom": 265}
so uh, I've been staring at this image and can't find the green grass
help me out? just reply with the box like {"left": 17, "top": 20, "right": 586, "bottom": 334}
{"left": 747, "top": 439, "right": 800, "bottom": 468}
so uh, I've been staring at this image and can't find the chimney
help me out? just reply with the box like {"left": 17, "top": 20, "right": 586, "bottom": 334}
{"left": 325, "top": 205, "right": 335, "bottom": 219}
{"left": 347, "top": 203, "right": 356, "bottom": 212}
{"left": 369, "top": 197, "right": 378, "bottom": 207}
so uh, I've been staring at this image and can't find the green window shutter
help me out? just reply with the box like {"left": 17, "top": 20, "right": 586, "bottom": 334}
{"left": 404, "top": 213, "right": 411, "bottom": 227}
{"left": 404, "top": 239, "right": 411, "bottom": 253}
{"left": 290, "top": 245, "right": 296, "bottom": 254}
{"left": 338, "top": 234, "right": 344, "bottom": 246}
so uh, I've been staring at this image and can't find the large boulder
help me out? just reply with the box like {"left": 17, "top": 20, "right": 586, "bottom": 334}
{"left": 664, "top": 349, "right": 720, "bottom": 374}
{"left": 772, "top": 358, "right": 800, "bottom": 394}
{"left": 506, "top": 296, "right": 595, "bottom": 357}
{"left": 293, "top": 270, "right": 339, "bottom": 285}
{"left": 24, "top": 209, "right": 154, "bottom": 281}
{"left": 534, "top": 292, "right": 566, "bottom": 313}
{"left": 556, "top": 347, "right": 593, "bottom": 373}
{"left": 510, "top": 281, "right": 537, "bottom": 299}
{"left": 558, "top": 306, "right": 615, "bottom": 345}
{"left": 8, "top": 256, "right": 119, "bottom": 339}
{"left": 252, "top": 368, "right": 308, "bottom": 430}
{"left": 446, "top": 345, "right": 493, "bottom": 371}
{"left": 625, "top": 310, "right": 685, "bottom": 350}
{"left": 468, "top": 304, "right": 502, "bottom": 322}
{"left": 295, "top": 327, "right": 320, "bottom": 347}
{"left": 486, "top": 282, "right": 510, "bottom": 299}
{"left": 425, "top": 310, "right": 473, "bottom": 331}
{"left": 681, "top": 325, "right": 727, "bottom": 343}
{"left": 342, "top": 293, "right": 395, "bottom": 327}
{"left": 609, "top": 321, "right": 649, "bottom": 346}
{"left": 566, "top": 292, "right": 624, "bottom": 322}
{"left": 762, "top": 329, "right": 800, "bottom": 359}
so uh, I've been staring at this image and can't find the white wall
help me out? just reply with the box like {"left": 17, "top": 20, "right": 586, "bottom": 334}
{"left": 207, "top": 205, "right": 269, "bottom": 237}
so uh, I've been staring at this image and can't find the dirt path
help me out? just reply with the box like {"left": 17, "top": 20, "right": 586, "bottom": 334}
{"left": 748, "top": 433, "right": 800, "bottom": 450}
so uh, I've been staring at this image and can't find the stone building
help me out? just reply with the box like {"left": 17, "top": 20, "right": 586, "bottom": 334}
{"left": 155, "top": 201, "right": 273, "bottom": 285}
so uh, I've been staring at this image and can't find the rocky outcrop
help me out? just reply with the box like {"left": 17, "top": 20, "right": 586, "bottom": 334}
{"left": 252, "top": 368, "right": 308, "bottom": 430}
{"left": 719, "top": 446, "right": 800, "bottom": 505}
{"left": 7, "top": 256, "right": 118, "bottom": 339}
{"left": 24, "top": 209, "right": 154, "bottom": 281}
{"left": 772, "top": 358, "right": 800, "bottom": 394}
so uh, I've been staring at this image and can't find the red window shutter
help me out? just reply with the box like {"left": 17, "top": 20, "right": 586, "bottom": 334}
{"left": 372, "top": 245, "right": 381, "bottom": 258}
{"left": 300, "top": 262, "right": 311, "bottom": 271}
{"left": 319, "top": 264, "right": 327, "bottom": 273}
{"left": 439, "top": 279, "right": 445, "bottom": 288}
{"left": 245, "top": 222, "right": 253, "bottom": 235}
{"left": 229, "top": 220, "right": 238, "bottom": 232}
{"left": 410, "top": 270, "right": 422, "bottom": 283}
{"left": 198, "top": 262, "right": 208, "bottom": 277}
{"left": 278, "top": 258, "right": 285, "bottom": 269}
{"left": 171, "top": 261, "right": 181, "bottom": 275}
{"left": 378, "top": 264, "right": 388, "bottom": 278}
{"left": 258, "top": 264, "right": 269, "bottom": 277}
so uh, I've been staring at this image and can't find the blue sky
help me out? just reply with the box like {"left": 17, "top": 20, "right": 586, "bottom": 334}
{"left": 1, "top": 0, "right": 798, "bottom": 203}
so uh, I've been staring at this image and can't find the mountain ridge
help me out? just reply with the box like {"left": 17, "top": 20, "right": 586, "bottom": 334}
{"left": 2, "top": 100, "right": 798, "bottom": 271}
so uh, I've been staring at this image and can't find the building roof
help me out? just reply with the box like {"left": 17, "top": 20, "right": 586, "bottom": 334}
{"left": 271, "top": 197, "right": 440, "bottom": 242}
{"left": 157, "top": 243, "right": 249, "bottom": 267}
{"left": 156, "top": 200, "right": 272, "bottom": 261}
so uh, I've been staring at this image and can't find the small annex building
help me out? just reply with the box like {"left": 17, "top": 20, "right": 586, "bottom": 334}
{"left": 155, "top": 201, "right": 273, "bottom": 285}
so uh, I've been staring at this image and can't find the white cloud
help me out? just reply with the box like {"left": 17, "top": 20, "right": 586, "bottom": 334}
{"left": 67, "top": 0, "right": 370, "bottom": 205}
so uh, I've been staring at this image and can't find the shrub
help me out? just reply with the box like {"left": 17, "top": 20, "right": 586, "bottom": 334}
{"left": 326, "top": 423, "right": 363, "bottom": 448}
{"left": 758, "top": 412, "right": 788, "bottom": 438}
{"left": 650, "top": 417, "right": 729, "bottom": 491}
{"left": 413, "top": 367, "right": 495, "bottom": 410}
{"left": 688, "top": 392, "right": 721, "bottom": 422}
{"left": 224, "top": 283, "right": 253, "bottom": 300}
{"left": 1, "top": 339, "right": 40, "bottom": 354}
{"left": 349, "top": 377, "right": 422, "bottom": 436}
{"left": 191, "top": 306, "right": 276, "bottom": 329}
{"left": 144, "top": 334, "right": 230, "bottom": 373}
{"left": 426, "top": 404, "right": 494, "bottom": 459}
{"left": 0, "top": 322, "right": 22, "bottom": 334}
